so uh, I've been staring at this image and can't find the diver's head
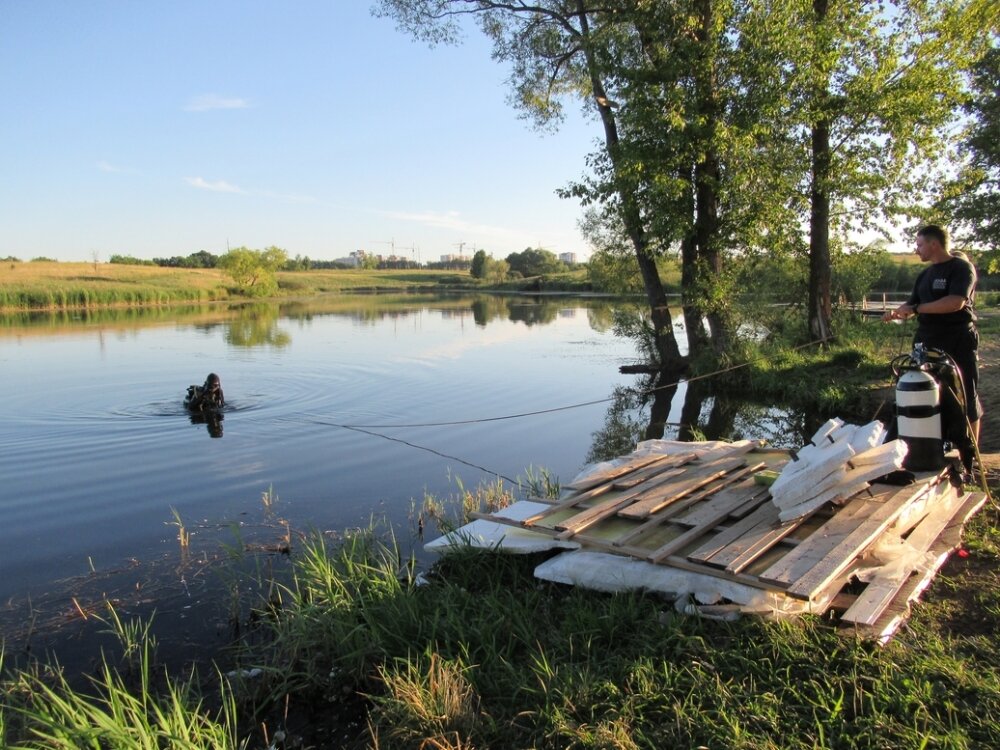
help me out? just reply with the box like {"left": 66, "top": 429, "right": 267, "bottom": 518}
{"left": 204, "top": 373, "right": 221, "bottom": 391}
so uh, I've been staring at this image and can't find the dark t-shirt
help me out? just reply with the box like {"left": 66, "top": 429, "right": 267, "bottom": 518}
{"left": 906, "top": 256, "right": 977, "bottom": 327}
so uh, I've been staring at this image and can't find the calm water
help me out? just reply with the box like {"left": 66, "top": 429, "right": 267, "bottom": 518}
{"left": 0, "top": 294, "right": 810, "bottom": 659}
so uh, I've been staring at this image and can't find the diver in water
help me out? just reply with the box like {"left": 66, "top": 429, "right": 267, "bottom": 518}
{"left": 185, "top": 373, "right": 225, "bottom": 412}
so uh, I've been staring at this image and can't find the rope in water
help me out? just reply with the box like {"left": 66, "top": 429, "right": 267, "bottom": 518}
{"left": 299, "top": 337, "right": 831, "bottom": 488}
{"left": 332, "top": 337, "right": 831, "bottom": 430}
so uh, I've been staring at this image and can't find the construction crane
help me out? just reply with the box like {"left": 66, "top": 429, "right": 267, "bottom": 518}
{"left": 372, "top": 238, "right": 396, "bottom": 254}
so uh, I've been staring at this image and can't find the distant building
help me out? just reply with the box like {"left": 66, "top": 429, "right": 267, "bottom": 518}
{"left": 439, "top": 253, "right": 469, "bottom": 263}
{"left": 333, "top": 250, "right": 369, "bottom": 268}
{"left": 559, "top": 252, "right": 578, "bottom": 264}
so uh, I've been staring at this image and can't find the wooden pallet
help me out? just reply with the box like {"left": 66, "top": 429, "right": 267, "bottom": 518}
{"left": 466, "top": 443, "right": 980, "bottom": 635}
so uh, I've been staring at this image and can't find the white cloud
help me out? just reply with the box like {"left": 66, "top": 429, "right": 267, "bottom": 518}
{"left": 183, "top": 94, "right": 250, "bottom": 112}
{"left": 185, "top": 176, "right": 245, "bottom": 193}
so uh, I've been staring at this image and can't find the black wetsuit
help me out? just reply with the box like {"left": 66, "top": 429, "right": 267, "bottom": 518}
{"left": 906, "top": 256, "right": 981, "bottom": 422}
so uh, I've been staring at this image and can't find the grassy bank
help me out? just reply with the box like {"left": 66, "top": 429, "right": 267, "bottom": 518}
{"left": 0, "top": 261, "right": 592, "bottom": 311}
{"left": 4, "top": 476, "right": 999, "bottom": 749}
{"left": 702, "top": 308, "right": 1000, "bottom": 420}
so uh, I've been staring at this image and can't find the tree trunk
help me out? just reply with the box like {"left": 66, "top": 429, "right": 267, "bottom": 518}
{"left": 693, "top": 0, "right": 732, "bottom": 356}
{"left": 808, "top": 116, "right": 833, "bottom": 344}
{"left": 680, "top": 234, "right": 710, "bottom": 355}
{"left": 578, "top": 2, "right": 685, "bottom": 375}
{"left": 809, "top": 0, "right": 834, "bottom": 344}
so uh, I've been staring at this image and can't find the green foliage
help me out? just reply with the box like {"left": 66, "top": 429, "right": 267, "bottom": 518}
{"left": 153, "top": 249, "right": 219, "bottom": 268}
{"left": 29, "top": 257, "right": 56, "bottom": 263}
{"left": 218, "top": 246, "right": 288, "bottom": 296}
{"left": 941, "top": 43, "right": 1000, "bottom": 253}
{"left": 831, "top": 245, "right": 894, "bottom": 303}
{"left": 1, "top": 611, "right": 244, "bottom": 748}
{"left": 470, "top": 249, "right": 487, "bottom": 279}
{"left": 505, "top": 247, "right": 565, "bottom": 278}
{"left": 482, "top": 255, "right": 509, "bottom": 284}
{"left": 109, "top": 254, "right": 155, "bottom": 266}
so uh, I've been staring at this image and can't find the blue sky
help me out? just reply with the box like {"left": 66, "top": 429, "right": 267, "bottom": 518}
{"left": 0, "top": 2, "right": 599, "bottom": 263}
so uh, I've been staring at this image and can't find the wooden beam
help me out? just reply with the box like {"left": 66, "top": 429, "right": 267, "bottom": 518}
{"left": 786, "top": 482, "right": 939, "bottom": 600}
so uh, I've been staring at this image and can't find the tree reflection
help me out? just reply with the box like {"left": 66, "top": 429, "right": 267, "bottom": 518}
{"left": 471, "top": 296, "right": 510, "bottom": 326}
{"left": 224, "top": 303, "right": 292, "bottom": 348}
{"left": 507, "top": 299, "right": 562, "bottom": 326}
{"left": 588, "top": 376, "right": 764, "bottom": 463}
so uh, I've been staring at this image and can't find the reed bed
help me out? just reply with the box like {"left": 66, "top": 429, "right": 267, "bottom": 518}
{"left": 0, "top": 261, "right": 490, "bottom": 311}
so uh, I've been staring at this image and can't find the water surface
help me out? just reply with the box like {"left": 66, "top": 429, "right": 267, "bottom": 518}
{"left": 1, "top": 294, "right": 810, "bottom": 660}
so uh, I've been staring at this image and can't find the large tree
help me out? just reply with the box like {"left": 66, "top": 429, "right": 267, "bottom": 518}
{"left": 377, "top": 0, "right": 992, "bottom": 364}
{"left": 940, "top": 42, "right": 1000, "bottom": 260}
{"left": 377, "top": 0, "right": 687, "bottom": 374}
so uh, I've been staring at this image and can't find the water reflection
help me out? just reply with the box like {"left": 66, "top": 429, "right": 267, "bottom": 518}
{"left": 587, "top": 375, "right": 826, "bottom": 465}
{"left": 1, "top": 294, "right": 609, "bottom": 343}
{"left": 189, "top": 410, "right": 224, "bottom": 438}
{"left": 223, "top": 304, "right": 292, "bottom": 348}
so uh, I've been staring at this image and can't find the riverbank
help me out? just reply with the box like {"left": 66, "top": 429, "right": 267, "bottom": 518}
{"left": 0, "top": 261, "right": 593, "bottom": 311}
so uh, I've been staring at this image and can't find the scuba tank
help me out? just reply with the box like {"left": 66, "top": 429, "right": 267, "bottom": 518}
{"left": 892, "top": 343, "right": 945, "bottom": 471}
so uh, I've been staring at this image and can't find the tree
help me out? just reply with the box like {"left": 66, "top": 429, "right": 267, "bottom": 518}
{"left": 376, "top": 0, "right": 687, "bottom": 375}
{"left": 941, "top": 43, "right": 1000, "bottom": 261}
{"left": 377, "top": 0, "right": 991, "bottom": 367}
{"left": 786, "top": 0, "right": 993, "bottom": 342}
{"left": 483, "top": 255, "right": 509, "bottom": 283}
{"left": 218, "top": 246, "right": 288, "bottom": 296}
{"left": 505, "top": 247, "right": 563, "bottom": 277}
{"left": 470, "top": 249, "right": 487, "bottom": 278}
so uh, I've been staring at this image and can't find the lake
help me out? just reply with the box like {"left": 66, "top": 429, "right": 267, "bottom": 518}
{"left": 0, "top": 293, "right": 810, "bottom": 661}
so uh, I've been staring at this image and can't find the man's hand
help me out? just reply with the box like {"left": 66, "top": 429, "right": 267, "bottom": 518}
{"left": 883, "top": 304, "right": 915, "bottom": 322}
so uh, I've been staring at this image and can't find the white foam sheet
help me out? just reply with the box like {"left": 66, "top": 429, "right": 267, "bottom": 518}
{"left": 534, "top": 550, "right": 810, "bottom": 616}
{"left": 424, "top": 501, "right": 580, "bottom": 555}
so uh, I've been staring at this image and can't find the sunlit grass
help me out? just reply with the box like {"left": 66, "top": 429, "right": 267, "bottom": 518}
{"left": 1, "top": 610, "right": 246, "bottom": 749}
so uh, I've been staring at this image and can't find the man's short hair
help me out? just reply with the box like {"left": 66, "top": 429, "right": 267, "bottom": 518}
{"left": 917, "top": 224, "right": 948, "bottom": 250}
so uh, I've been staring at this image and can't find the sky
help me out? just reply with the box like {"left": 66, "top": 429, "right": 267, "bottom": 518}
{"left": 0, "top": 2, "right": 601, "bottom": 263}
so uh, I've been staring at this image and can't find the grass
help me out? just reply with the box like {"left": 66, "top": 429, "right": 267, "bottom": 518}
{"left": 705, "top": 308, "right": 1000, "bottom": 419}
{"left": 2, "top": 473, "right": 1000, "bottom": 748}
{"left": 0, "top": 261, "right": 593, "bottom": 311}
{"left": 1, "top": 607, "right": 246, "bottom": 749}
{"left": 253, "top": 500, "right": 1000, "bottom": 749}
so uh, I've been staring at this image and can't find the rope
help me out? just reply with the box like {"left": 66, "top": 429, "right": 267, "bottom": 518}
{"left": 335, "top": 337, "right": 830, "bottom": 430}
{"left": 303, "top": 417, "right": 521, "bottom": 486}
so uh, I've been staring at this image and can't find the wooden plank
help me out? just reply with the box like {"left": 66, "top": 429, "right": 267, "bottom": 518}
{"left": 571, "top": 532, "right": 793, "bottom": 596}
{"left": 611, "top": 453, "right": 699, "bottom": 489}
{"left": 853, "top": 491, "right": 990, "bottom": 643}
{"left": 616, "top": 463, "right": 766, "bottom": 552}
{"left": 617, "top": 456, "right": 748, "bottom": 520}
{"left": 521, "top": 457, "right": 693, "bottom": 526}
{"left": 553, "top": 460, "right": 757, "bottom": 541}
{"left": 786, "top": 481, "right": 937, "bottom": 600}
{"left": 562, "top": 452, "right": 687, "bottom": 491}
{"left": 841, "top": 492, "right": 986, "bottom": 627}
{"left": 758, "top": 489, "right": 886, "bottom": 586}
{"left": 688, "top": 500, "right": 780, "bottom": 566}
{"left": 673, "top": 478, "right": 762, "bottom": 526}
{"left": 551, "top": 443, "right": 760, "bottom": 531}
{"left": 718, "top": 515, "right": 808, "bottom": 574}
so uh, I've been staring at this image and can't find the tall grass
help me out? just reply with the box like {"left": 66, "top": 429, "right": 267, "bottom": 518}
{"left": 1, "top": 607, "right": 246, "bottom": 749}
{"left": 244, "top": 487, "right": 1000, "bottom": 749}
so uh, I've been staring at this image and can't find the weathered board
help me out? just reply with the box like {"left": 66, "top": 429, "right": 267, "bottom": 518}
{"left": 456, "top": 442, "right": 976, "bottom": 638}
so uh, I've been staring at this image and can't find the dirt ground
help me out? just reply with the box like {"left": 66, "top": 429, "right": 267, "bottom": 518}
{"left": 977, "top": 336, "right": 1000, "bottom": 455}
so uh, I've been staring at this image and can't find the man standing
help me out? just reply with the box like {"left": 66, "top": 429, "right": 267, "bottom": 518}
{"left": 884, "top": 225, "right": 981, "bottom": 442}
